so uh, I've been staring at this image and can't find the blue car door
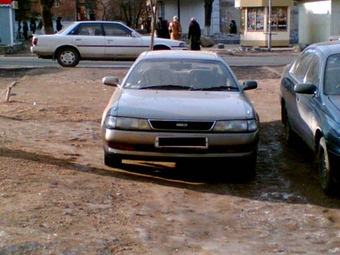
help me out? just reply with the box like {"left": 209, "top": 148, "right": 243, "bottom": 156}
{"left": 297, "top": 53, "right": 321, "bottom": 149}
{"left": 284, "top": 49, "right": 315, "bottom": 139}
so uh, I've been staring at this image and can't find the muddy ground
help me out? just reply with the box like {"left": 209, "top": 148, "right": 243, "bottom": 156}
{"left": 0, "top": 66, "right": 339, "bottom": 255}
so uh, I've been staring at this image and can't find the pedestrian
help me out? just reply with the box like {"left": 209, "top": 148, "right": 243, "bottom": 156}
{"left": 188, "top": 17, "right": 201, "bottom": 51}
{"left": 229, "top": 20, "right": 237, "bottom": 34}
{"left": 155, "top": 17, "right": 170, "bottom": 39}
{"left": 23, "top": 21, "right": 28, "bottom": 40}
{"left": 169, "top": 15, "right": 182, "bottom": 40}
{"left": 30, "top": 18, "right": 36, "bottom": 34}
{"left": 56, "top": 16, "right": 63, "bottom": 32}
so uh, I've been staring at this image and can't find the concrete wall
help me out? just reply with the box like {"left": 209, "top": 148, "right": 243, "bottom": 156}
{"left": 163, "top": 0, "right": 220, "bottom": 35}
{"left": 220, "top": 0, "right": 241, "bottom": 34}
{"left": 331, "top": 1, "right": 340, "bottom": 36}
{"left": 298, "top": 0, "right": 331, "bottom": 44}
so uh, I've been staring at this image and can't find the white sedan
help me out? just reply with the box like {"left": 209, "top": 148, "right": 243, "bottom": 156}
{"left": 101, "top": 50, "right": 260, "bottom": 175}
{"left": 30, "top": 21, "right": 188, "bottom": 67}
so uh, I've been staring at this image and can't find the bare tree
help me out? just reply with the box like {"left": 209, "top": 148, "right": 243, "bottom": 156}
{"left": 149, "top": 0, "right": 159, "bottom": 49}
{"left": 98, "top": 0, "right": 111, "bottom": 20}
{"left": 204, "top": 0, "right": 214, "bottom": 35}
{"left": 39, "top": 0, "right": 54, "bottom": 34}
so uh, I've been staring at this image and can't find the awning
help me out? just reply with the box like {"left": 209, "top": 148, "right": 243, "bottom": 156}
{"left": 0, "top": 0, "right": 12, "bottom": 3}
{"left": 235, "top": 0, "right": 294, "bottom": 7}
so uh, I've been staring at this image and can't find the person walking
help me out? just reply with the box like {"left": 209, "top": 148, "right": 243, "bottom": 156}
{"left": 169, "top": 16, "right": 182, "bottom": 40}
{"left": 188, "top": 17, "right": 201, "bottom": 51}
{"left": 56, "top": 16, "right": 63, "bottom": 32}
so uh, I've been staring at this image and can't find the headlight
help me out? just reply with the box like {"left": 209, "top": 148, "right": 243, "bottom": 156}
{"left": 104, "top": 116, "right": 151, "bottom": 130}
{"left": 213, "top": 120, "right": 258, "bottom": 132}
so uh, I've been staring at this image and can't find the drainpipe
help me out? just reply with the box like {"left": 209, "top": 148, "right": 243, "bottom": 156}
{"left": 9, "top": 4, "right": 14, "bottom": 44}
{"left": 177, "top": 0, "right": 180, "bottom": 21}
{"left": 268, "top": 0, "right": 272, "bottom": 51}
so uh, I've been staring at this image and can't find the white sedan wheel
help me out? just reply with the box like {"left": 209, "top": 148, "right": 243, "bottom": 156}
{"left": 57, "top": 48, "right": 79, "bottom": 67}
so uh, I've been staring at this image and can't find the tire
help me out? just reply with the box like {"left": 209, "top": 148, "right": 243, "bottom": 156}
{"left": 317, "top": 137, "right": 337, "bottom": 195}
{"left": 56, "top": 47, "right": 80, "bottom": 67}
{"left": 283, "top": 106, "right": 296, "bottom": 146}
{"left": 104, "top": 155, "right": 121, "bottom": 168}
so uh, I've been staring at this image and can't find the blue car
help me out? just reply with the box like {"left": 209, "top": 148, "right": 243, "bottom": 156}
{"left": 280, "top": 41, "right": 340, "bottom": 195}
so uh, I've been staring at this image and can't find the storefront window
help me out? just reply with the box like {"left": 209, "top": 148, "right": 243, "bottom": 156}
{"left": 247, "top": 7, "right": 264, "bottom": 31}
{"left": 270, "top": 7, "right": 287, "bottom": 31}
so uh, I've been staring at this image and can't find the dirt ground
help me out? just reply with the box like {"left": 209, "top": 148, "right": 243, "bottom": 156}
{"left": 0, "top": 65, "right": 340, "bottom": 255}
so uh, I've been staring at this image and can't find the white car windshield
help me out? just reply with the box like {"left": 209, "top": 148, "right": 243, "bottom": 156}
{"left": 124, "top": 59, "right": 239, "bottom": 91}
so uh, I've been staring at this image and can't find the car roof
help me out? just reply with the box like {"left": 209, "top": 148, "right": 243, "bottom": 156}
{"left": 307, "top": 40, "right": 340, "bottom": 56}
{"left": 139, "top": 50, "right": 221, "bottom": 60}
{"left": 72, "top": 21, "right": 125, "bottom": 25}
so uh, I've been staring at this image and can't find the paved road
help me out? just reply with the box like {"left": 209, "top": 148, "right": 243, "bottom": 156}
{"left": 0, "top": 53, "right": 297, "bottom": 69}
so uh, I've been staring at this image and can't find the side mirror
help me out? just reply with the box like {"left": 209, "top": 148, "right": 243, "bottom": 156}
{"left": 102, "top": 76, "right": 119, "bottom": 87}
{"left": 294, "top": 83, "right": 316, "bottom": 94}
{"left": 242, "top": 80, "right": 258, "bottom": 91}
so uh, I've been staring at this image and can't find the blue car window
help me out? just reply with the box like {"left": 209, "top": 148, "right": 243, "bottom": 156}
{"left": 324, "top": 54, "right": 340, "bottom": 95}
{"left": 291, "top": 50, "right": 314, "bottom": 82}
{"left": 304, "top": 55, "right": 320, "bottom": 87}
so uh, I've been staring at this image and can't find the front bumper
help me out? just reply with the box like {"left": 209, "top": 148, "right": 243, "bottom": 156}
{"left": 103, "top": 129, "right": 259, "bottom": 161}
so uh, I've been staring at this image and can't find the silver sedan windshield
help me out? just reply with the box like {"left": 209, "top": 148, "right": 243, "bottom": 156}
{"left": 124, "top": 59, "right": 239, "bottom": 91}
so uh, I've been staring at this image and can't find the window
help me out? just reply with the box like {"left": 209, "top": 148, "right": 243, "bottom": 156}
{"left": 324, "top": 54, "right": 340, "bottom": 95}
{"left": 304, "top": 55, "right": 320, "bottom": 86}
{"left": 247, "top": 8, "right": 265, "bottom": 31}
{"left": 290, "top": 50, "right": 315, "bottom": 82}
{"left": 270, "top": 7, "right": 288, "bottom": 31}
{"left": 103, "top": 24, "right": 131, "bottom": 37}
{"left": 75, "top": 24, "right": 103, "bottom": 36}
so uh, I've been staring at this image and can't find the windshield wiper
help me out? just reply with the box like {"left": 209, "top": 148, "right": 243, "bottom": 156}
{"left": 139, "top": 85, "right": 191, "bottom": 90}
{"left": 191, "top": 86, "right": 239, "bottom": 91}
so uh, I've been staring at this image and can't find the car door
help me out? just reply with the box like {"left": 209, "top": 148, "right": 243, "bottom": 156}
{"left": 102, "top": 23, "right": 145, "bottom": 59}
{"left": 71, "top": 23, "right": 105, "bottom": 58}
{"left": 282, "top": 49, "right": 315, "bottom": 138}
{"left": 297, "top": 53, "right": 321, "bottom": 149}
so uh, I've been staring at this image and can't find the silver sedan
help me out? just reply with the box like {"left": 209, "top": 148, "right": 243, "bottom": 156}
{"left": 101, "top": 50, "right": 260, "bottom": 174}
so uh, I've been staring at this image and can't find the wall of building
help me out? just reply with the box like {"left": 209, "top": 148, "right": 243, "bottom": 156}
{"left": 220, "top": 0, "right": 241, "bottom": 34}
{"left": 298, "top": 0, "right": 331, "bottom": 44}
{"left": 30, "top": 2, "right": 76, "bottom": 21}
{"left": 331, "top": 1, "right": 340, "bottom": 37}
{"left": 163, "top": 0, "right": 220, "bottom": 35}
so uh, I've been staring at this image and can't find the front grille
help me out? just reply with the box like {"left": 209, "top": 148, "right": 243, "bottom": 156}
{"left": 149, "top": 120, "right": 214, "bottom": 131}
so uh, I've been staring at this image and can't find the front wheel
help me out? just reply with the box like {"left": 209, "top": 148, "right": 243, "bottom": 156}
{"left": 56, "top": 48, "right": 80, "bottom": 67}
{"left": 317, "top": 137, "right": 338, "bottom": 195}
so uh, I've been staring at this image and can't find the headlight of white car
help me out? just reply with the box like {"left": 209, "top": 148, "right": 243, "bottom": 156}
{"left": 213, "top": 120, "right": 258, "bottom": 132}
{"left": 104, "top": 116, "right": 151, "bottom": 130}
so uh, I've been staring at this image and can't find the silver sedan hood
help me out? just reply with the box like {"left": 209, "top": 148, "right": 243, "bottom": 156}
{"left": 111, "top": 90, "right": 255, "bottom": 120}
